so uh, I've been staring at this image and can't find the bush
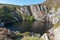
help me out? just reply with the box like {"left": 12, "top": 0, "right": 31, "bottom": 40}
{"left": 29, "top": 16, "right": 34, "bottom": 22}
{"left": 16, "top": 31, "right": 21, "bottom": 36}
{"left": 21, "top": 36, "right": 43, "bottom": 40}
{"left": 15, "top": 32, "right": 43, "bottom": 40}
{"left": 23, "top": 32, "right": 30, "bottom": 36}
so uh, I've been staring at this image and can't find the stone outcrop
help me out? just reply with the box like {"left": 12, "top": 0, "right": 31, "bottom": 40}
{"left": 54, "top": 26, "right": 60, "bottom": 40}
{"left": 19, "top": 4, "right": 49, "bottom": 21}
{"left": 30, "top": 5, "right": 48, "bottom": 21}
{"left": 0, "top": 4, "right": 49, "bottom": 22}
{"left": 0, "top": 0, "right": 60, "bottom": 23}
{"left": 0, "top": 27, "right": 16, "bottom": 40}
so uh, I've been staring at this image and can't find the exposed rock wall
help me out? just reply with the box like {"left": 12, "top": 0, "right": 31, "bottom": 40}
{"left": 0, "top": 0, "right": 60, "bottom": 23}
{"left": 17, "top": 4, "right": 48, "bottom": 21}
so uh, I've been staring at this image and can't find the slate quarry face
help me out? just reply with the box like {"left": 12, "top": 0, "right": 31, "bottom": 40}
{"left": 0, "top": 4, "right": 54, "bottom": 35}
{"left": 0, "top": 4, "right": 49, "bottom": 22}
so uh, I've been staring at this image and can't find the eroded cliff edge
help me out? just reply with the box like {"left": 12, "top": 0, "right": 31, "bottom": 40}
{"left": 0, "top": 0, "right": 60, "bottom": 23}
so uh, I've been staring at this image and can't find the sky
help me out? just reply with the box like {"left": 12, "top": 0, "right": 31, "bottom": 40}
{"left": 0, "top": 0, "right": 45, "bottom": 5}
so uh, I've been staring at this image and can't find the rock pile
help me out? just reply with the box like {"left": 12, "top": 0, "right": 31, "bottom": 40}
{"left": 0, "top": 27, "right": 16, "bottom": 40}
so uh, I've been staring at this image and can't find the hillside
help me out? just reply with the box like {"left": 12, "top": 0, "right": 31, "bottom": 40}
{"left": 0, "top": 0, "right": 60, "bottom": 40}
{"left": 0, "top": 3, "right": 49, "bottom": 23}
{"left": 42, "top": 0, "right": 60, "bottom": 10}
{"left": 0, "top": 0, "right": 60, "bottom": 24}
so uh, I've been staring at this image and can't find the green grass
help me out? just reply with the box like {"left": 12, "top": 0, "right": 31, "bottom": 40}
{"left": 22, "top": 36, "right": 43, "bottom": 40}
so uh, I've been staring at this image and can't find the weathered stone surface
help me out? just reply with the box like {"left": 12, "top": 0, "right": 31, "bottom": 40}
{"left": 54, "top": 27, "right": 60, "bottom": 40}
{"left": 40, "top": 27, "right": 54, "bottom": 40}
{"left": 30, "top": 5, "right": 48, "bottom": 21}
{"left": 0, "top": 27, "right": 16, "bottom": 40}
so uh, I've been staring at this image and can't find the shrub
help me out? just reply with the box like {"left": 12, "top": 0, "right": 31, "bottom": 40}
{"left": 16, "top": 31, "right": 21, "bottom": 36}
{"left": 29, "top": 16, "right": 34, "bottom": 22}
{"left": 23, "top": 32, "right": 30, "bottom": 36}
{"left": 21, "top": 36, "right": 43, "bottom": 40}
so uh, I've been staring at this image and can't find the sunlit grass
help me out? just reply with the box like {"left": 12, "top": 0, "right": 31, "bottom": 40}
{"left": 54, "top": 21, "right": 60, "bottom": 29}
{"left": 22, "top": 36, "right": 43, "bottom": 40}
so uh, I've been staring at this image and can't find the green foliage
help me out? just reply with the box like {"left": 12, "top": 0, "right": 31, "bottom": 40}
{"left": 9, "top": 7, "right": 16, "bottom": 11}
{"left": 21, "top": 14, "right": 27, "bottom": 21}
{"left": 0, "top": 8, "right": 4, "bottom": 15}
{"left": 0, "top": 6, "right": 35, "bottom": 22}
{"left": 22, "top": 36, "right": 43, "bottom": 40}
{"left": 0, "top": 6, "right": 17, "bottom": 22}
{"left": 16, "top": 31, "right": 21, "bottom": 36}
{"left": 23, "top": 32, "right": 30, "bottom": 36}
{"left": 21, "top": 14, "right": 35, "bottom": 22}
{"left": 0, "top": 6, "right": 10, "bottom": 15}
{"left": 29, "top": 16, "right": 34, "bottom": 22}
{"left": 15, "top": 32, "right": 44, "bottom": 40}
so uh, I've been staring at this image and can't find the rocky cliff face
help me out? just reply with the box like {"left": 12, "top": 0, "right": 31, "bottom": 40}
{"left": 0, "top": 4, "right": 49, "bottom": 22}
{"left": 18, "top": 4, "right": 48, "bottom": 21}
{"left": 0, "top": 0, "right": 60, "bottom": 23}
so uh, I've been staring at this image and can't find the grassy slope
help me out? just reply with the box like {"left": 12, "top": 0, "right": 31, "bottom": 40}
{"left": 42, "top": 0, "right": 60, "bottom": 10}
